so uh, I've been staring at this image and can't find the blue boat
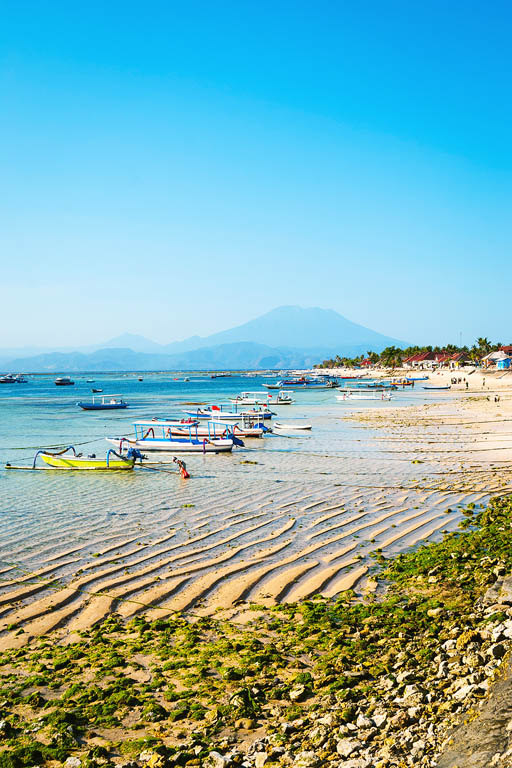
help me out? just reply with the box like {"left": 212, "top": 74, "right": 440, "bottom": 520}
{"left": 77, "top": 394, "right": 128, "bottom": 411}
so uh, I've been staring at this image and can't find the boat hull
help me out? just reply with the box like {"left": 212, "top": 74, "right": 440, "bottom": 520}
{"left": 41, "top": 454, "right": 134, "bottom": 470}
{"left": 106, "top": 437, "right": 233, "bottom": 453}
{"left": 78, "top": 403, "right": 128, "bottom": 410}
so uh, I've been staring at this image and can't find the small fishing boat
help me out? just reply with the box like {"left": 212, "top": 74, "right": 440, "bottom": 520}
{"left": 274, "top": 421, "right": 312, "bottom": 430}
{"left": 0, "top": 374, "right": 15, "bottom": 383}
{"left": 5, "top": 445, "right": 143, "bottom": 471}
{"left": 336, "top": 392, "right": 392, "bottom": 401}
{"left": 87, "top": 379, "right": 95, "bottom": 383}
{"left": 107, "top": 420, "right": 238, "bottom": 453}
{"left": 423, "top": 385, "right": 451, "bottom": 391}
{"left": 55, "top": 377, "right": 74, "bottom": 386}
{"left": 264, "top": 377, "right": 337, "bottom": 390}
{"left": 406, "top": 376, "right": 429, "bottom": 382}
{"left": 166, "top": 414, "right": 268, "bottom": 439}
{"left": 230, "top": 390, "right": 293, "bottom": 406}
{"left": 77, "top": 394, "right": 128, "bottom": 410}
{"left": 184, "top": 403, "right": 273, "bottom": 420}
{"left": 92, "top": 388, "right": 103, "bottom": 393}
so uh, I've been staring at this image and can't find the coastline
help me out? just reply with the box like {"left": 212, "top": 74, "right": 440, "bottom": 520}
{"left": 2, "top": 385, "right": 512, "bottom": 765}
{"left": 2, "top": 388, "right": 512, "bottom": 649}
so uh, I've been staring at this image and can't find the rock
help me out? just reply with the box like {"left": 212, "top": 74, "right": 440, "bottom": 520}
{"left": 307, "top": 724, "right": 328, "bottom": 747}
{"left": 254, "top": 753, "right": 268, "bottom": 768}
{"left": 64, "top": 759, "right": 82, "bottom": 768}
{"left": 289, "top": 684, "right": 307, "bottom": 702}
{"left": 489, "top": 642, "right": 507, "bottom": 659}
{"left": 427, "top": 607, "right": 442, "bottom": 617}
{"left": 235, "top": 718, "right": 256, "bottom": 730}
{"left": 292, "top": 751, "right": 320, "bottom": 768}
{"left": 373, "top": 713, "right": 387, "bottom": 728}
{"left": 205, "top": 752, "right": 229, "bottom": 768}
{"left": 453, "top": 683, "right": 476, "bottom": 701}
{"left": 498, "top": 576, "right": 512, "bottom": 604}
{"left": 316, "top": 714, "right": 334, "bottom": 727}
{"left": 356, "top": 714, "right": 373, "bottom": 729}
{"left": 336, "top": 738, "right": 361, "bottom": 757}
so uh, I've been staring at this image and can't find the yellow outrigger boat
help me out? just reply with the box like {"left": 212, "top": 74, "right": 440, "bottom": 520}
{"left": 5, "top": 445, "right": 144, "bottom": 471}
{"left": 40, "top": 453, "right": 135, "bottom": 470}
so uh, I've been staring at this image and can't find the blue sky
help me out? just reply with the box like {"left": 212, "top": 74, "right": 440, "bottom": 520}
{"left": 1, "top": 0, "right": 511, "bottom": 347}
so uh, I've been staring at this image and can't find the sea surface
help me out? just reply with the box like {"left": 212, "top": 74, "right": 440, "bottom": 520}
{"left": 0, "top": 373, "right": 484, "bottom": 619}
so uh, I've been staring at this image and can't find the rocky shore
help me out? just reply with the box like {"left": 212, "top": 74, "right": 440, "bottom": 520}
{"left": 2, "top": 495, "right": 512, "bottom": 767}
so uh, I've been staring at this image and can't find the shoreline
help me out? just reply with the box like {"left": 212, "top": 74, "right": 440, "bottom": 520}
{"left": 2, "top": 390, "right": 512, "bottom": 651}
{"left": 3, "top": 391, "right": 512, "bottom": 650}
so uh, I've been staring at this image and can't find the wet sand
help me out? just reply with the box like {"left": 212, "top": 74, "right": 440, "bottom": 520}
{"left": 1, "top": 386, "right": 512, "bottom": 650}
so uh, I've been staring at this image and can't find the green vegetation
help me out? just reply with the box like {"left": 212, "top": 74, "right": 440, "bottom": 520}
{"left": 314, "top": 336, "right": 508, "bottom": 369}
{"left": 1, "top": 496, "right": 512, "bottom": 765}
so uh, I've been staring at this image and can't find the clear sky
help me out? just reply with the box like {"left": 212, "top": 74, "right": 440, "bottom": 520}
{"left": 1, "top": 0, "right": 511, "bottom": 348}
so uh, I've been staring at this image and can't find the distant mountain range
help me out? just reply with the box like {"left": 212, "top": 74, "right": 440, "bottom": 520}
{"left": 0, "top": 306, "right": 406, "bottom": 371}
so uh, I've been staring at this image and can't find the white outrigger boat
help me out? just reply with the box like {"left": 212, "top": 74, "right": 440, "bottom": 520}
{"left": 107, "top": 420, "right": 238, "bottom": 453}
{"left": 336, "top": 391, "right": 392, "bottom": 401}
{"left": 155, "top": 415, "right": 268, "bottom": 439}
{"left": 229, "top": 390, "right": 293, "bottom": 406}
{"left": 274, "top": 421, "right": 312, "bottom": 431}
{"left": 183, "top": 403, "right": 273, "bottom": 421}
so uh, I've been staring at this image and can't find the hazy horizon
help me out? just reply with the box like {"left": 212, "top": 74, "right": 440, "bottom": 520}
{"left": 2, "top": 2, "right": 510, "bottom": 347}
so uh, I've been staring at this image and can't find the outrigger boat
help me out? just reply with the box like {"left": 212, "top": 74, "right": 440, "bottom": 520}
{"left": 336, "top": 391, "right": 392, "bottom": 401}
{"left": 229, "top": 390, "right": 293, "bottom": 406}
{"left": 274, "top": 421, "right": 312, "bottom": 430}
{"left": 166, "top": 415, "right": 268, "bottom": 438}
{"left": 263, "top": 377, "right": 338, "bottom": 390}
{"left": 423, "top": 385, "right": 451, "bottom": 391}
{"left": 77, "top": 394, "right": 128, "bottom": 410}
{"left": 183, "top": 403, "right": 273, "bottom": 420}
{"left": 5, "top": 445, "right": 143, "bottom": 471}
{"left": 107, "top": 420, "right": 239, "bottom": 453}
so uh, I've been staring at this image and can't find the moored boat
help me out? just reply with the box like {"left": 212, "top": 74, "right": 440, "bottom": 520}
{"left": 274, "top": 421, "right": 312, "bottom": 430}
{"left": 55, "top": 376, "right": 74, "bottom": 386}
{"left": 230, "top": 390, "right": 293, "bottom": 406}
{"left": 423, "top": 385, "right": 451, "bottom": 391}
{"left": 107, "top": 420, "right": 238, "bottom": 452}
{"left": 336, "top": 391, "right": 392, "bottom": 401}
{"left": 184, "top": 403, "right": 273, "bottom": 420}
{"left": 5, "top": 445, "right": 143, "bottom": 471}
{"left": 77, "top": 394, "right": 128, "bottom": 410}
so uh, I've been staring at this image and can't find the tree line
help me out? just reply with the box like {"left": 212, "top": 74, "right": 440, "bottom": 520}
{"left": 314, "top": 338, "right": 505, "bottom": 369}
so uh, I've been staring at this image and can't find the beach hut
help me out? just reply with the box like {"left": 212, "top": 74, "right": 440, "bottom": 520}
{"left": 497, "top": 357, "right": 512, "bottom": 370}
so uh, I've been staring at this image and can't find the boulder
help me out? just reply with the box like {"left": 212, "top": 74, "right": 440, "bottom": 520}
{"left": 337, "top": 738, "right": 361, "bottom": 757}
{"left": 292, "top": 751, "right": 320, "bottom": 767}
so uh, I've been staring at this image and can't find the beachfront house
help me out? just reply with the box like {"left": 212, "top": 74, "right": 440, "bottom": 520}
{"left": 403, "top": 351, "right": 472, "bottom": 370}
{"left": 402, "top": 352, "right": 436, "bottom": 369}
{"left": 481, "top": 351, "right": 510, "bottom": 369}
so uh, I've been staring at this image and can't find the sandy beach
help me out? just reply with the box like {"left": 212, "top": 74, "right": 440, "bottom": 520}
{"left": 2, "top": 374, "right": 512, "bottom": 652}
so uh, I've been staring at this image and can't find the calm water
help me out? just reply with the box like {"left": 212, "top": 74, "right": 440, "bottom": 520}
{"left": 0, "top": 374, "right": 472, "bottom": 599}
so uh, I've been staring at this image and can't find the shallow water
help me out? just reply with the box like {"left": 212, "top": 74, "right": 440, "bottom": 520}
{"left": 0, "top": 374, "right": 485, "bottom": 632}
